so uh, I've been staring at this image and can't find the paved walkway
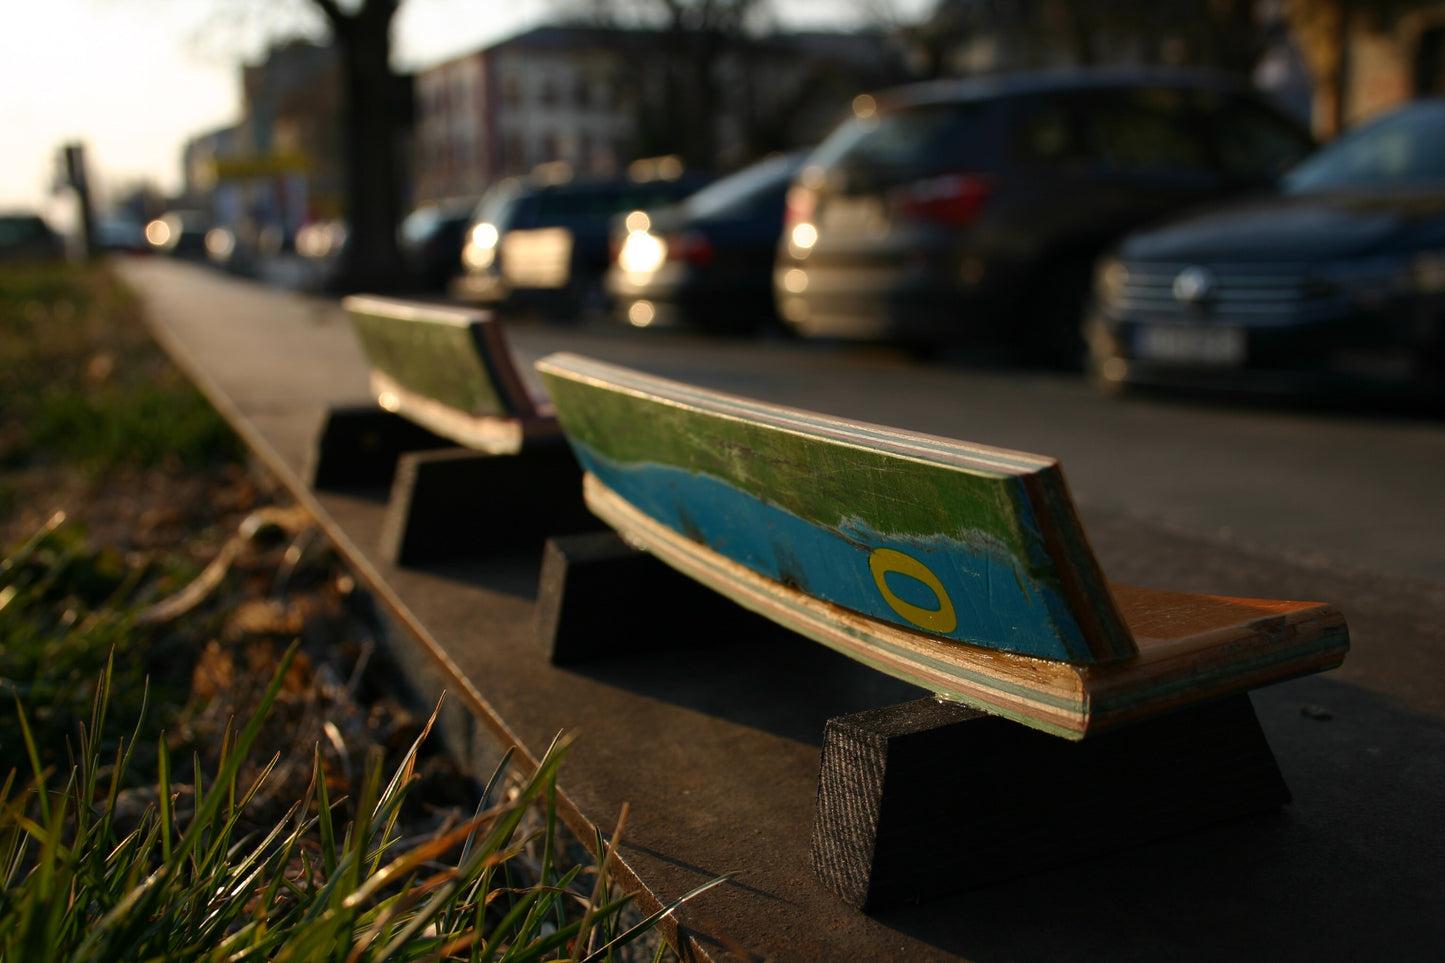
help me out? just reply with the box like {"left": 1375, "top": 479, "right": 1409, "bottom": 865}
{"left": 120, "top": 257, "right": 1445, "bottom": 962}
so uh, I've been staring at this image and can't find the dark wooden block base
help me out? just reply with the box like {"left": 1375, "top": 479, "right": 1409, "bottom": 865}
{"left": 535, "top": 531, "right": 769, "bottom": 664}
{"left": 379, "top": 440, "right": 604, "bottom": 566}
{"left": 812, "top": 693, "right": 1289, "bottom": 911}
{"left": 306, "top": 405, "right": 453, "bottom": 490}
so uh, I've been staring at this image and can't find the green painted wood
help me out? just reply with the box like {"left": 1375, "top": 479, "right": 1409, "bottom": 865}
{"left": 536, "top": 353, "right": 1136, "bottom": 665}
{"left": 344, "top": 295, "right": 534, "bottom": 419}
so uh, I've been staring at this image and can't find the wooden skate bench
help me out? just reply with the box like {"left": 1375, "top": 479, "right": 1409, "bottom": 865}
{"left": 311, "top": 296, "right": 593, "bottom": 563}
{"left": 343, "top": 295, "right": 558, "bottom": 453}
{"left": 534, "top": 352, "right": 1352, "bottom": 907}
{"left": 535, "top": 352, "right": 1349, "bottom": 739}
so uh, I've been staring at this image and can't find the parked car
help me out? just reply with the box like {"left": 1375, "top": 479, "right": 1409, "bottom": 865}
{"left": 607, "top": 150, "right": 811, "bottom": 333}
{"left": 145, "top": 210, "right": 211, "bottom": 260}
{"left": 453, "top": 163, "right": 711, "bottom": 321}
{"left": 773, "top": 69, "right": 1313, "bottom": 362}
{"left": 1086, "top": 97, "right": 1445, "bottom": 395}
{"left": 95, "top": 215, "right": 150, "bottom": 254}
{"left": 0, "top": 212, "right": 65, "bottom": 261}
{"left": 400, "top": 197, "right": 476, "bottom": 291}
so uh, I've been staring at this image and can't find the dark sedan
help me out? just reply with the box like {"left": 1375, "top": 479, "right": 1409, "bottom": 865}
{"left": 606, "top": 151, "right": 810, "bottom": 333}
{"left": 1087, "top": 98, "right": 1445, "bottom": 395}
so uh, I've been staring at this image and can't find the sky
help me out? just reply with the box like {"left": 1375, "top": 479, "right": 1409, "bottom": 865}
{"left": 0, "top": 0, "right": 924, "bottom": 221}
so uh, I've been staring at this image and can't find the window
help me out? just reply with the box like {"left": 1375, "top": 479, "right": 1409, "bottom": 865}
{"left": 505, "top": 134, "right": 525, "bottom": 172}
{"left": 1198, "top": 97, "right": 1312, "bottom": 180}
{"left": 1010, "top": 98, "right": 1078, "bottom": 166}
{"left": 1076, "top": 88, "right": 1210, "bottom": 174}
{"left": 1285, "top": 101, "right": 1445, "bottom": 192}
{"left": 811, "top": 102, "right": 1000, "bottom": 191}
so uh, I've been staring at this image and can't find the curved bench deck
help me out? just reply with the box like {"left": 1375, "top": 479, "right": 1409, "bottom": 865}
{"left": 539, "top": 352, "right": 1350, "bottom": 738}
{"left": 345, "top": 295, "right": 558, "bottom": 453}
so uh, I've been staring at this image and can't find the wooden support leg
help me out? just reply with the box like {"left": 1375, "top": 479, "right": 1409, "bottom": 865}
{"left": 379, "top": 440, "right": 604, "bottom": 566}
{"left": 306, "top": 405, "right": 453, "bottom": 490}
{"left": 535, "top": 532, "right": 770, "bottom": 664}
{"left": 812, "top": 693, "right": 1289, "bottom": 912}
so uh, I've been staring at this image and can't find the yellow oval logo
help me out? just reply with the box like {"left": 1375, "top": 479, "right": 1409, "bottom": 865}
{"left": 868, "top": 548, "right": 957, "bottom": 634}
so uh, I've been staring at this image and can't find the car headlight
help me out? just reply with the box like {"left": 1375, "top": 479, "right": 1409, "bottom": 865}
{"left": 1093, "top": 257, "right": 1128, "bottom": 305}
{"left": 145, "top": 218, "right": 172, "bottom": 249}
{"left": 462, "top": 222, "right": 499, "bottom": 270}
{"left": 205, "top": 228, "right": 236, "bottom": 261}
{"left": 1413, "top": 250, "right": 1445, "bottom": 294}
{"left": 618, "top": 230, "right": 666, "bottom": 276}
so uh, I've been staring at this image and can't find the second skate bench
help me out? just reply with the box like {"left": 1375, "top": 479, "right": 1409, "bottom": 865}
{"left": 311, "top": 296, "right": 594, "bottom": 563}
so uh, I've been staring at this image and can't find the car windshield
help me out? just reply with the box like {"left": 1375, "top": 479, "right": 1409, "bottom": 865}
{"left": 810, "top": 102, "right": 997, "bottom": 191}
{"left": 533, "top": 182, "right": 703, "bottom": 223}
{"left": 681, "top": 153, "right": 805, "bottom": 219}
{"left": 471, "top": 180, "right": 522, "bottom": 228}
{"left": 1284, "top": 100, "right": 1445, "bottom": 193}
{"left": 401, "top": 207, "right": 441, "bottom": 244}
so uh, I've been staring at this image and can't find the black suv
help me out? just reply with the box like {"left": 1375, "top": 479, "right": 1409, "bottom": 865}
{"left": 773, "top": 69, "right": 1313, "bottom": 361}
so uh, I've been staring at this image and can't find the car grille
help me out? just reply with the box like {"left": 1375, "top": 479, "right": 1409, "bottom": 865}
{"left": 1110, "top": 262, "right": 1347, "bottom": 324}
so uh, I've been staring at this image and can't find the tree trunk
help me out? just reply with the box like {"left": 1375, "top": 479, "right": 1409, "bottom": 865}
{"left": 1331, "top": 2, "right": 1353, "bottom": 137}
{"left": 330, "top": 1, "right": 408, "bottom": 293}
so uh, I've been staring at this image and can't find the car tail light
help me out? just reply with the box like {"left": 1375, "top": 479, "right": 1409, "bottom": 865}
{"left": 889, "top": 174, "right": 992, "bottom": 226}
{"left": 668, "top": 232, "right": 713, "bottom": 267}
{"left": 783, "top": 185, "right": 817, "bottom": 232}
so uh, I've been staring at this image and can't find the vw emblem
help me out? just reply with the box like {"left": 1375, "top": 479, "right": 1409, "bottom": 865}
{"left": 1173, "top": 266, "right": 1217, "bottom": 305}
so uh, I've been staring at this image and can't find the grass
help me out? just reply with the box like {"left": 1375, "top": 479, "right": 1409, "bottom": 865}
{"left": 1, "top": 648, "right": 719, "bottom": 963}
{"left": 0, "top": 513, "right": 188, "bottom": 776}
{"left": 0, "top": 261, "right": 717, "bottom": 960}
{"left": 0, "top": 261, "right": 240, "bottom": 474}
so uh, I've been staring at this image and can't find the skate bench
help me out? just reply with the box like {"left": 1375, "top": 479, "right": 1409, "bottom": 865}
{"left": 534, "top": 352, "right": 1351, "bottom": 907}
{"left": 343, "top": 294, "right": 558, "bottom": 453}
{"left": 308, "top": 296, "right": 593, "bottom": 563}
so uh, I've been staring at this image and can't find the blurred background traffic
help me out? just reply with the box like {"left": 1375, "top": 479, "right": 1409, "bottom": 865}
{"left": 7, "top": 0, "right": 1445, "bottom": 403}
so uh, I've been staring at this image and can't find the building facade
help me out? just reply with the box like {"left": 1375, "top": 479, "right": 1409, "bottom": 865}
{"left": 414, "top": 28, "right": 635, "bottom": 202}
{"left": 412, "top": 25, "right": 903, "bottom": 204}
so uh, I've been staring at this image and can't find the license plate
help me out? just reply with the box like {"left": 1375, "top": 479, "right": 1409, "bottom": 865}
{"left": 820, "top": 197, "right": 887, "bottom": 236}
{"left": 1135, "top": 324, "right": 1245, "bottom": 365}
{"left": 500, "top": 228, "right": 572, "bottom": 288}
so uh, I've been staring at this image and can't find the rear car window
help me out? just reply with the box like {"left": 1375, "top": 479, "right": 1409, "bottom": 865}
{"left": 1009, "top": 98, "right": 1079, "bottom": 165}
{"left": 1075, "top": 87, "right": 1211, "bottom": 174}
{"left": 810, "top": 103, "right": 999, "bottom": 191}
{"left": 1195, "top": 96, "right": 1312, "bottom": 179}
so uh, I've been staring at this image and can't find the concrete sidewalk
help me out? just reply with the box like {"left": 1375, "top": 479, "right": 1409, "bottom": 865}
{"left": 121, "top": 257, "right": 1445, "bottom": 962}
